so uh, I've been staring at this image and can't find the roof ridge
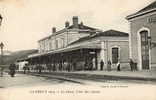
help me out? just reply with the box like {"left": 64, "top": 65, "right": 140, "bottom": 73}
{"left": 69, "top": 29, "right": 128, "bottom": 46}
{"left": 138, "top": 1, "right": 156, "bottom": 13}
{"left": 102, "top": 29, "right": 128, "bottom": 34}
{"left": 126, "top": 1, "right": 156, "bottom": 20}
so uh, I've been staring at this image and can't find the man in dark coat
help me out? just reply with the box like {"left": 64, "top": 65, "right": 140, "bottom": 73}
{"left": 36, "top": 64, "right": 42, "bottom": 74}
{"left": 100, "top": 60, "right": 104, "bottom": 71}
{"left": 107, "top": 60, "right": 112, "bottom": 71}
{"left": 129, "top": 59, "right": 134, "bottom": 71}
{"left": 67, "top": 63, "right": 71, "bottom": 72}
{"left": 23, "top": 66, "right": 26, "bottom": 74}
{"left": 9, "top": 63, "right": 16, "bottom": 77}
{"left": 0, "top": 66, "right": 4, "bottom": 77}
{"left": 38, "top": 65, "right": 42, "bottom": 74}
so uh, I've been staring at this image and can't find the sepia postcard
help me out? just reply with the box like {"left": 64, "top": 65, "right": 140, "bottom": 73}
{"left": 0, "top": 0, "right": 156, "bottom": 100}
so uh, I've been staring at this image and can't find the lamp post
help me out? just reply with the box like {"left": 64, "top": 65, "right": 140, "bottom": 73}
{"left": 0, "top": 14, "right": 3, "bottom": 64}
{"left": 0, "top": 14, "right": 3, "bottom": 76}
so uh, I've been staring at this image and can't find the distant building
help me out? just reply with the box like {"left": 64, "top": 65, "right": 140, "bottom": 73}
{"left": 126, "top": 1, "right": 156, "bottom": 70}
{"left": 15, "top": 49, "right": 38, "bottom": 71}
{"left": 27, "top": 16, "right": 129, "bottom": 71}
{"left": 15, "top": 61, "right": 28, "bottom": 71}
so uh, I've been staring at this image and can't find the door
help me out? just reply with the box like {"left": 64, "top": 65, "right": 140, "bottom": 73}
{"left": 140, "top": 31, "right": 150, "bottom": 69}
{"left": 112, "top": 47, "right": 119, "bottom": 64}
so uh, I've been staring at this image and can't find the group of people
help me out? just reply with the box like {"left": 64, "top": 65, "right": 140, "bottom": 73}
{"left": 0, "top": 58, "right": 138, "bottom": 78}
{"left": 100, "top": 60, "right": 120, "bottom": 71}
{"left": 0, "top": 64, "right": 16, "bottom": 77}
{"left": 100, "top": 59, "right": 137, "bottom": 71}
{"left": 21, "top": 59, "right": 137, "bottom": 74}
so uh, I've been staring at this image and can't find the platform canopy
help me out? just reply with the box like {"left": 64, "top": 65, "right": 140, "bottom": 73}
{"left": 28, "top": 43, "right": 100, "bottom": 59}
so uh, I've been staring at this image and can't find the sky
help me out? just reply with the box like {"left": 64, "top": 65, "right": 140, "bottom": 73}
{"left": 0, "top": 0, "right": 155, "bottom": 51}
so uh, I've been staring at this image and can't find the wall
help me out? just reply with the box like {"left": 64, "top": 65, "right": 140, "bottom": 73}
{"left": 67, "top": 32, "right": 90, "bottom": 45}
{"left": 38, "top": 29, "right": 91, "bottom": 53}
{"left": 55, "top": 32, "right": 67, "bottom": 49}
{"left": 129, "top": 11, "right": 156, "bottom": 69}
{"left": 107, "top": 41, "right": 129, "bottom": 63}
{"left": 97, "top": 39, "right": 129, "bottom": 70}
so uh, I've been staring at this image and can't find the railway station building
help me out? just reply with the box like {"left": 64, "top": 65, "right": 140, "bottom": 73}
{"left": 26, "top": 16, "right": 129, "bottom": 71}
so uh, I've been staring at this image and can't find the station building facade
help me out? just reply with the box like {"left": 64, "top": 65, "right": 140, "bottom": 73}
{"left": 27, "top": 16, "right": 129, "bottom": 71}
{"left": 126, "top": 1, "right": 156, "bottom": 70}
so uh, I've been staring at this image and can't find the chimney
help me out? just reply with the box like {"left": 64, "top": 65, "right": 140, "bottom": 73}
{"left": 65, "top": 21, "right": 70, "bottom": 28}
{"left": 52, "top": 27, "right": 56, "bottom": 33}
{"left": 72, "top": 16, "right": 79, "bottom": 28}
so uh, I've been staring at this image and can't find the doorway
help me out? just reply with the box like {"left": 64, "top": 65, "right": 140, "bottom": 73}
{"left": 140, "top": 30, "right": 150, "bottom": 69}
{"left": 112, "top": 47, "right": 119, "bottom": 64}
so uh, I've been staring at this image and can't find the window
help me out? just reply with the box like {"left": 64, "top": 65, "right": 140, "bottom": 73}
{"left": 61, "top": 38, "right": 65, "bottom": 48}
{"left": 49, "top": 42, "right": 52, "bottom": 50}
{"left": 52, "top": 40, "right": 55, "bottom": 50}
{"left": 56, "top": 40, "right": 58, "bottom": 49}
{"left": 112, "top": 47, "right": 119, "bottom": 64}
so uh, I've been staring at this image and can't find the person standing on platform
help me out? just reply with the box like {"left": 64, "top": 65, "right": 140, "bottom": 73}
{"left": 117, "top": 60, "right": 121, "bottom": 71}
{"left": 67, "top": 63, "right": 71, "bottom": 72}
{"left": 107, "top": 60, "right": 112, "bottom": 71}
{"left": 36, "top": 64, "right": 42, "bottom": 74}
{"left": 129, "top": 59, "right": 134, "bottom": 71}
{"left": 38, "top": 65, "right": 42, "bottom": 74}
{"left": 0, "top": 66, "right": 4, "bottom": 77}
{"left": 23, "top": 65, "right": 26, "bottom": 74}
{"left": 9, "top": 63, "right": 16, "bottom": 77}
{"left": 100, "top": 60, "right": 104, "bottom": 71}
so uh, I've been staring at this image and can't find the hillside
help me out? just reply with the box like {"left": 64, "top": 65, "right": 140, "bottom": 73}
{"left": 1, "top": 49, "right": 38, "bottom": 65}
{"left": 0, "top": 50, "right": 12, "bottom": 55}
